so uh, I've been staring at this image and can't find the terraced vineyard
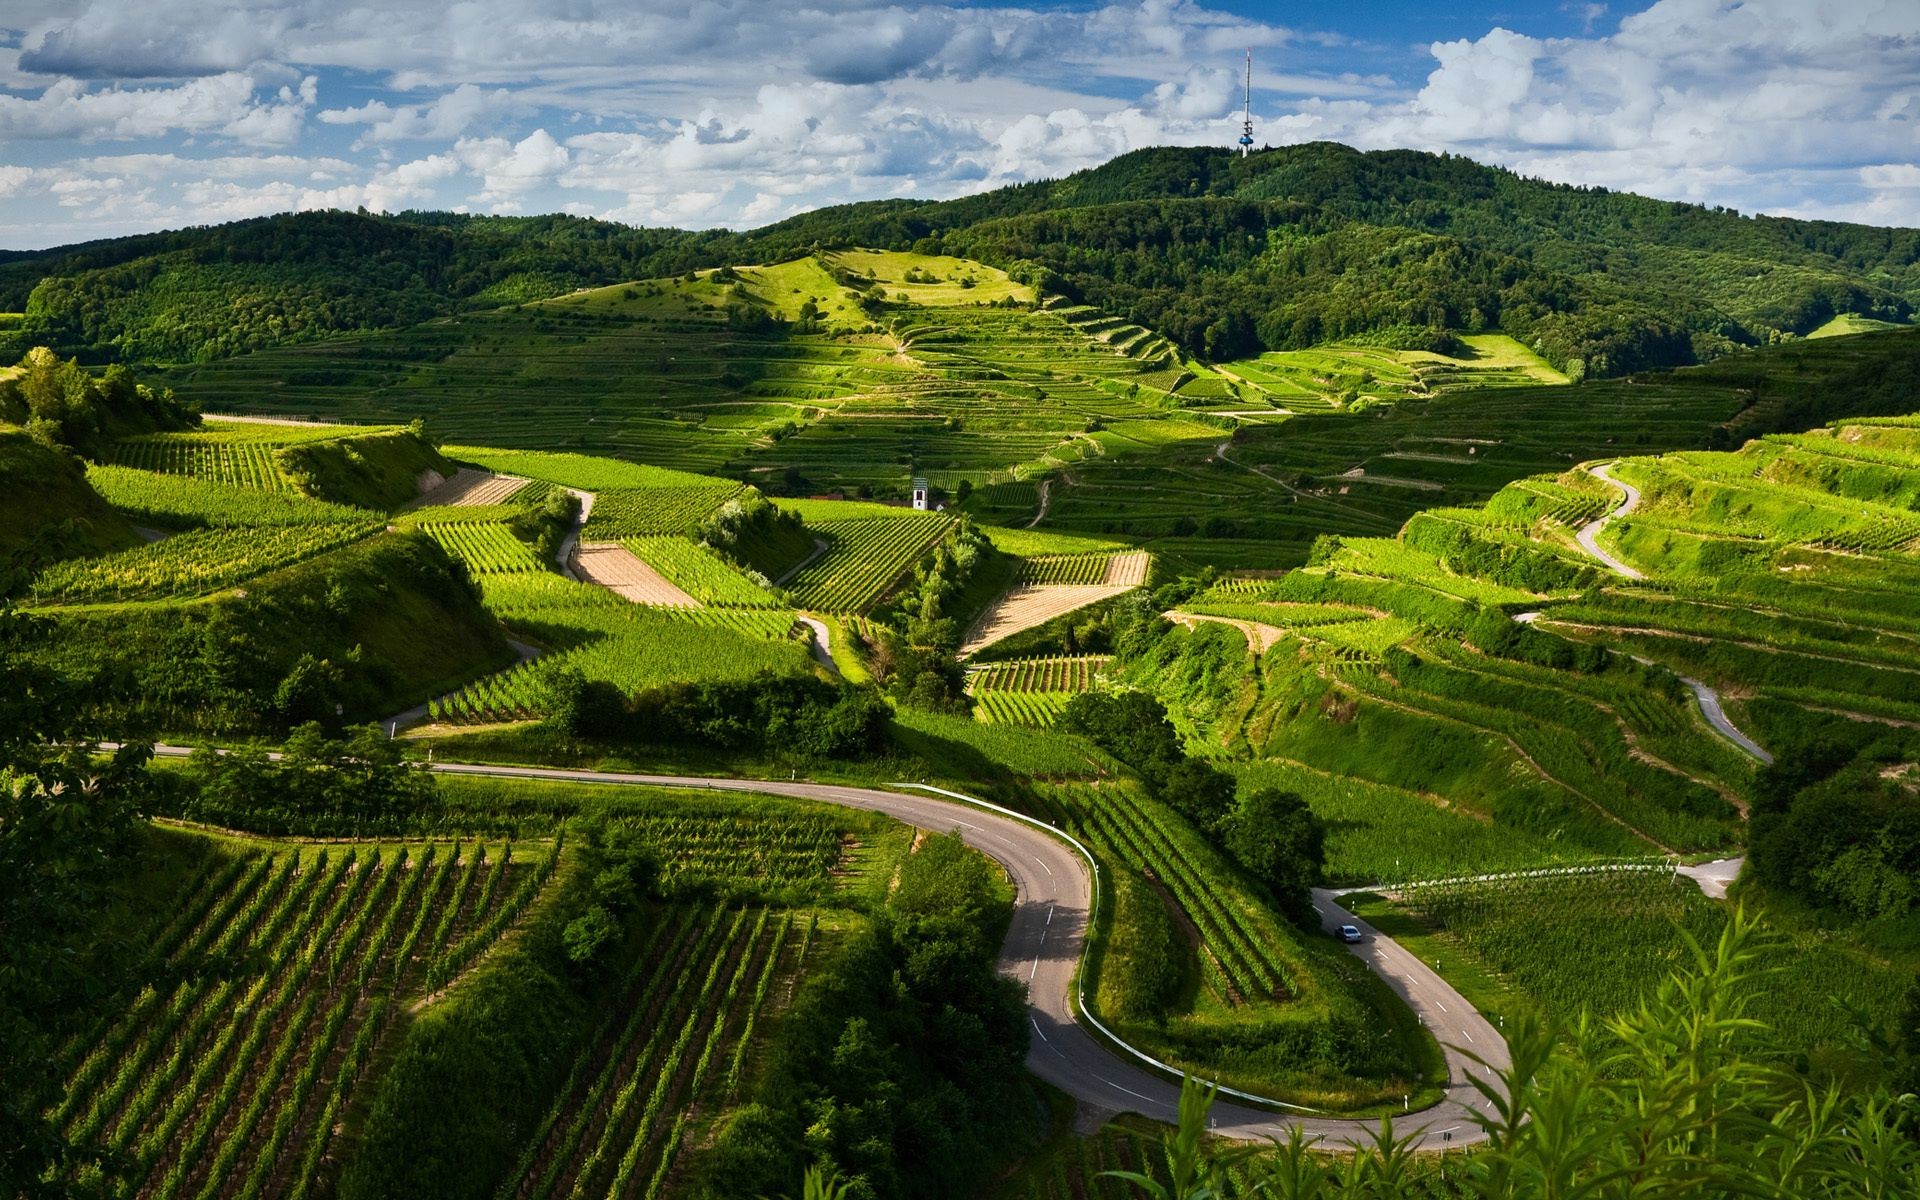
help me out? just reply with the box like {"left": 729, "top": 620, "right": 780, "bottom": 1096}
{"left": 86, "top": 465, "right": 375, "bottom": 528}
{"left": 622, "top": 536, "right": 782, "bottom": 607}
{"left": 28, "top": 522, "right": 377, "bottom": 603}
{"left": 421, "top": 522, "right": 547, "bottom": 574}
{"left": 49, "top": 839, "right": 557, "bottom": 1200}
{"left": 968, "top": 655, "right": 1110, "bottom": 727}
{"left": 1040, "top": 782, "right": 1429, "bottom": 1106}
{"left": 784, "top": 512, "right": 953, "bottom": 612}
{"left": 493, "top": 903, "right": 803, "bottom": 1200}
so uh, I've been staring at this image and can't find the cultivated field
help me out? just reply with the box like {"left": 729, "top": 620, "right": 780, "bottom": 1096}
{"left": 574, "top": 542, "right": 701, "bottom": 608}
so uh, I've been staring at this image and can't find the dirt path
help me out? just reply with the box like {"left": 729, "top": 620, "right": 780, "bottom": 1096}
{"left": 1025, "top": 477, "right": 1053, "bottom": 529}
{"left": 555, "top": 487, "right": 594, "bottom": 578}
{"left": 1165, "top": 610, "right": 1288, "bottom": 653}
{"left": 795, "top": 615, "right": 841, "bottom": 678}
{"left": 406, "top": 468, "right": 529, "bottom": 509}
{"left": 960, "top": 582, "right": 1134, "bottom": 657}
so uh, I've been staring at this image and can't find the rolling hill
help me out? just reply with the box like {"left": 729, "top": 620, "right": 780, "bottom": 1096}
{"left": 1, "top": 143, "right": 1912, "bottom": 380}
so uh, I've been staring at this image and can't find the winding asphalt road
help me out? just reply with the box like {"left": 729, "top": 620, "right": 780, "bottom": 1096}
{"left": 1577, "top": 462, "right": 1646, "bottom": 579}
{"left": 145, "top": 747, "right": 1504, "bottom": 1147}
{"left": 1560, "top": 464, "right": 1774, "bottom": 764}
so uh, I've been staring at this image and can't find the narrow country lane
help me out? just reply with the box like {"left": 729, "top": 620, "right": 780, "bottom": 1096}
{"left": 1576, "top": 462, "right": 1646, "bottom": 579}
{"left": 143, "top": 747, "right": 1506, "bottom": 1148}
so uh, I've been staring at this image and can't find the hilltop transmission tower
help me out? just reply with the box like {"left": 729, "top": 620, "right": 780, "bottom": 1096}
{"left": 1238, "top": 49, "right": 1255, "bottom": 157}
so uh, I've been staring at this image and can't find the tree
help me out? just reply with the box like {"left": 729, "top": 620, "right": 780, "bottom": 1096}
{"left": 1222, "top": 789, "right": 1325, "bottom": 923}
{"left": 0, "top": 607, "right": 149, "bottom": 1198}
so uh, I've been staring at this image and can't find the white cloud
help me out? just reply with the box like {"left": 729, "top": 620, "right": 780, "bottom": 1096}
{"left": 0, "top": 71, "right": 314, "bottom": 144}
{"left": 456, "top": 128, "right": 569, "bottom": 206}
{"left": 0, "top": 0, "right": 1915, "bottom": 245}
{"left": 319, "top": 83, "right": 520, "bottom": 145}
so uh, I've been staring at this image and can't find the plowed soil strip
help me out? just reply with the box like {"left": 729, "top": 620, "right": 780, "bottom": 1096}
{"left": 410, "top": 468, "right": 530, "bottom": 508}
{"left": 961, "top": 584, "right": 1134, "bottom": 656}
{"left": 575, "top": 542, "right": 702, "bottom": 608}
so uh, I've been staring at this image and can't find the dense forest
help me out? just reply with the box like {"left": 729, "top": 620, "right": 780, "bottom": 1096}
{"left": 0, "top": 142, "right": 1914, "bottom": 374}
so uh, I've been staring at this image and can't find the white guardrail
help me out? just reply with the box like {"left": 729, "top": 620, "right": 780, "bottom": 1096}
{"left": 893, "top": 782, "right": 1323, "bottom": 1114}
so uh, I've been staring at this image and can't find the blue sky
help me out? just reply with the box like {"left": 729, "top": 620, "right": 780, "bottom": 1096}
{"left": 0, "top": 0, "right": 1915, "bottom": 249}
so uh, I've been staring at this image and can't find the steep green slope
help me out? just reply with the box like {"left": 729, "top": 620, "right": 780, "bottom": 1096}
{"left": 752, "top": 143, "right": 1918, "bottom": 372}
{"left": 14, "top": 531, "right": 511, "bottom": 735}
{"left": 0, "top": 426, "right": 138, "bottom": 589}
{"left": 0, "top": 210, "right": 724, "bottom": 363}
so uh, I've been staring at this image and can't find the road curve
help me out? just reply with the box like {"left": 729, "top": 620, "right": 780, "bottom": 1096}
{"left": 1576, "top": 462, "right": 1646, "bottom": 580}
{"left": 146, "top": 744, "right": 1506, "bottom": 1147}
{"left": 1675, "top": 675, "right": 1774, "bottom": 764}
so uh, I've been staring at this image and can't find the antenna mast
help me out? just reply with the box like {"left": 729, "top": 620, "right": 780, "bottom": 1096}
{"left": 1238, "top": 49, "right": 1255, "bottom": 158}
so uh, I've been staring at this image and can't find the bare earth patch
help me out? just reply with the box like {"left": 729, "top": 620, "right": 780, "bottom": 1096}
{"left": 960, "top": 550, "right": 1151, "bottom": 656}
{"left": 409, "top": 467, "right": 530, "bottom": 508}
{"left": 574, "top": 542, "right": 701, "bottom": 607}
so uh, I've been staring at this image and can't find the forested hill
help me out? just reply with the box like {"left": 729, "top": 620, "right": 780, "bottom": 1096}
{"left": 2, "top": 142, "right": 1915, "bottom": 375}
{"left": 751, "top": 143, "right": 1920, "bottom": 374}
{"left": 0, "top": 211, "right": 729, "bottom": 363}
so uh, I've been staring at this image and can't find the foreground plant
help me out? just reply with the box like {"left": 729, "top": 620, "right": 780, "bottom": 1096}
{"left": 1104, "top": 909, "right": 1918, "bottom": 1198}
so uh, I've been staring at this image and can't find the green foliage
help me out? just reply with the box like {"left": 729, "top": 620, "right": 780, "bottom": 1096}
{"left": 278, "top": 426, "right": 452, "bottom": 510}
{"left": 337, "top": 845, "right": 585, "bottom": 1200}
{"left": 696, "top": 833, "right": 1033, "bottom": 1200}
{"left": 1220, "top": 789, "right": 1326, "bottom": 924}
{"left": 0, "top": 620, "right": 148, "bottom": 1198}
{"left": 0, "top": 427, "right": 137, "bottom": 594}
{"left": 571, "top": 674, "right": 893, "bottom": 761}
{"left": 14, "top": 531, "right": 509, "bottom": 736}
{"left": 1060, "top": 690, "right": 1236, "bottom": 832}
{"left": 0, "top": 346, "right": 194, "bottom": 456}
{"left": 0, "top": 210, "right": 722, "bottom": 363}
{"left": 1104, "top": 915, "right": 1919, "bottom": 1197}
{"left": 180, "top": 723, "right": 439, "bottom": 835}
{"left": 703, "top": 491, "right": 816, "bottom": 580}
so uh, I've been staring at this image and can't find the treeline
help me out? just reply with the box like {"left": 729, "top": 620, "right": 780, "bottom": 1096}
{"left": 5, "top": 142, "right": 1914, "bottom": 374}
{"left": 749, "top": 142, "right": 1919, "bottom": 375}
{"left": 546, "top": 671, "right": 891, "bottom": 761}
{"left": 0, "top": 210, "right": 729, "bottom": 364}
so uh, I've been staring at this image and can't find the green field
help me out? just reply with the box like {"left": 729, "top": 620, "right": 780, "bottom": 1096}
{"left": 153, "top": 251, "right": 1826, "bottom": 569}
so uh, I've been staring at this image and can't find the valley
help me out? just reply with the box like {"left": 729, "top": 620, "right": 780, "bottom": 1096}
{"left": 4, "top": 145, "right": 1918, "bottom": 1200}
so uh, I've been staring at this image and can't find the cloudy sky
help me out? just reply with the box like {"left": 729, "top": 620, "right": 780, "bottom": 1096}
{"left": 0, "top": 0, "right": 1915, "bottom": 250}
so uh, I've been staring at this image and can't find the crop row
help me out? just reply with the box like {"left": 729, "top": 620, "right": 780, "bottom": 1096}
{"left": 51, "top": 841, "right": 550, "bottom": 1198}
{"left": 785, "top": 515, "right": 953, "bottom": 612}
{"left": 426, "top": 606, "right": 805, "bottom": 723}
{"left": 422, "top": 522, "right": 547, "bottom": 574}
{"left": 110, "top": 438, "right": 291, "bottom": 491}
{"left": 585, "top": 485, "right": 746, "bottom": 536}
{"left": 622, "top": 536, "right": 782, "bottom": 607}
{"left": 972, "top": 690, "right": 1072, "bottom": 727}
{"left": 87, "top": 464, "right": 372, "bottom": 528}
{"left": 1067, "top": 786, "right": 1298, "bottom": 1007}
{"left": 496, "top": 902, "right": 791, "bottom": 1200}
{"left": 969, "top": 654, "right": 1111, "bottom": 693}
{"left": 1021, "top": 553, "right": 1114, "bottom": 585}
{"left": 28, "top": 522, "right": 377, "bottom": 604}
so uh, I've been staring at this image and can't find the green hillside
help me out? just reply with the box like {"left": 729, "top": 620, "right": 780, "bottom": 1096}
{"left": 3, "top": 143, "right": 1915, "bottom": 380}
{"left": 0, "top": 427, "right": 139, "bottom": 589}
